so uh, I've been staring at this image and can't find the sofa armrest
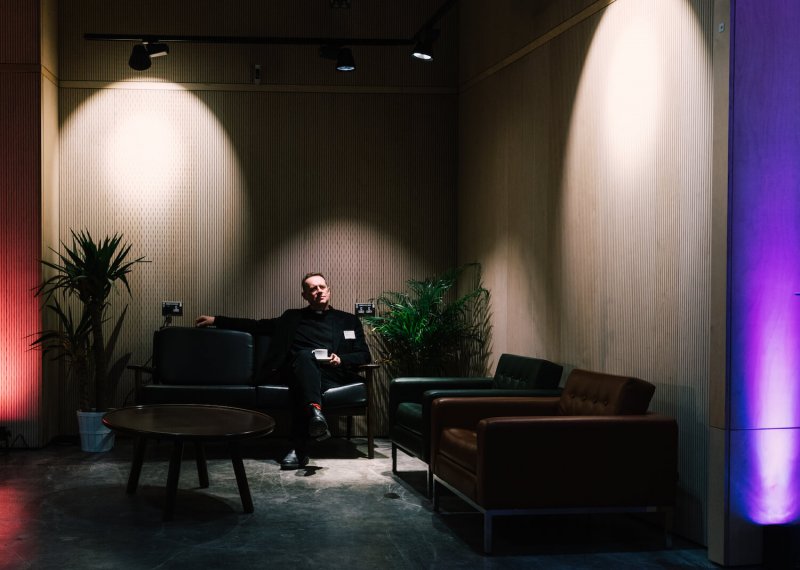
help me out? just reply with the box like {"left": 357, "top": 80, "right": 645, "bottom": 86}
{"left": 127, "top": 364, "right": 155, "bottom": 375}
{"left": 431, "top": 396, "right": 561, "bottom": 430}
{"left": 127, "top": 364, "right": 155, "bottom": 403}
{"left": 422, "top": 387, "right": 562, "bottom": 424}
{"left": 475, "top": 414, "right": 678, "bottom": 509}
{"left": 430, "top": 396, "right": 561, "bottom": 468}
{"left": 389, "top": 377, "right": 493, "bottom": 422}
{"left": 421, "top": 387, "right": 562, "bottom": 441}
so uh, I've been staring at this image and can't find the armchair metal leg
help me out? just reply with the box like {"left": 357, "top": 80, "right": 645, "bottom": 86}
{"left": 391, "top": 443, "right": 397, "bottom": 473}
{"left": 364, "top": 365, "right": 375, "bottom": 459}
{"left": 426, "top": 466, "right": 433, "bottom": 498}
{"left": 484, "top": 513, "right": 494, "bottom": 554}
{"left": 664, "top": 507, "right": 674, "bottom": 548}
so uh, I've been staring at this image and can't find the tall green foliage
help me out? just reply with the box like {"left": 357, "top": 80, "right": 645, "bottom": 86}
{"left": 365, "top": 264, "right": 492, "bottom": 377}
{"left": 31, "top": 230, "right": 147, "bottom": 410}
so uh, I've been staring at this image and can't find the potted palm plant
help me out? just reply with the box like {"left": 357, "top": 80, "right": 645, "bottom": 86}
{"left": 365, "top": 263, "right": 492, "bottom": 378}
{"left": 31, "top": 230, "right": 147, "bottom": 451}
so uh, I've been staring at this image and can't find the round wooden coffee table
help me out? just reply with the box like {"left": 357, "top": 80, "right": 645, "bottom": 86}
{"left": 103, "top": 404, "right": 275, "bottom": 521}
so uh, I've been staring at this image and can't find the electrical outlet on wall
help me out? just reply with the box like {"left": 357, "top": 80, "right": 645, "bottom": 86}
{"left": 355, "top": 302, "right": 375, "bottom": 316}
{"left": 161, "top": 301, "right": 183, "bottom": 317}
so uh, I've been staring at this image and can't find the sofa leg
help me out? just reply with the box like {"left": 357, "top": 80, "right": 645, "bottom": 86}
{"left": 426, "top": 466, "right": 433, "bottom": 498}
{"left": 432, "top": 478, "right": 440, "bottom": 512}
{"left": 391, "top": 443, "right": 397, "bottom": 473}
{"left": 366, "top": 414, "right": 374, "bottom": 460}
{"left": 483, "top": 513, "right": 493, "bottom": 554}
{"left": 664, "top": 507, "right": 674, "bottom": 548}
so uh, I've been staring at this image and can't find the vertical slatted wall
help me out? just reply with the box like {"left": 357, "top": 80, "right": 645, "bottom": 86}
{"left": 458, "top": 0, "right": 712, "bottom": 544}
{"left": 54, "top": 0, "right": 459, "bottom": 437}
{"left": 0, "top": 1, "right": 49, "bottom": 447}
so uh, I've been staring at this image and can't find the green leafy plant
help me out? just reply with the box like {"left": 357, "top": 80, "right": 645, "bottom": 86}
{"left": 31, "top": 230, "right": 147, "bottom": 411}
{"left": 365, "top": 263, "right": 492, "bottom": 377}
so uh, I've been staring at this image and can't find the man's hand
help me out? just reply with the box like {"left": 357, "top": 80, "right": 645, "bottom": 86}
{"left": 329, "top": 353, "right": 342, "bottom": 366}
{"left": 195, "top": 315, "right": 215, "bottom": 327}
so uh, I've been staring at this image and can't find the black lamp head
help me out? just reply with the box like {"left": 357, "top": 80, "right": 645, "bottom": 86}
{"left": 128, "top": 42, "right": 169, "bottom": 71}
{"left": 319, "top": 45, "right": 355, "bottom": 72}
{"left": 412, "top": 28, "right": 439, "bottom": 61}
{"left": 128, "top": 43, "right": 151, "bottom": 70}
{"left": 336, "top": 47, "right": 355, "bottom": 72}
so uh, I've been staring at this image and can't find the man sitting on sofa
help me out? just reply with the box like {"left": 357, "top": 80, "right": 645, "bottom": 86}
{"left": 195, "top": 272, "right": 372, "bottom": 469}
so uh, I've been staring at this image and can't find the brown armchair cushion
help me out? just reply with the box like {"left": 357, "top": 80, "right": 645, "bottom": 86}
{"left": 558, "top": 369, "right": 655, "bottom": 416}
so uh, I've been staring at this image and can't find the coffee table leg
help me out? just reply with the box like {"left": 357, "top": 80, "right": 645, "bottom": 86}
{"left": 127, "top": 436, "right": 147, "bottom": 495}
{"left": 229, "top": 442, "right": 253, "bottom": 513}
{"left": 164, "top": 439, "right": 184, "bottom": 521}
{"left": 195, "top": 442, "right": 209, "bottom": 488}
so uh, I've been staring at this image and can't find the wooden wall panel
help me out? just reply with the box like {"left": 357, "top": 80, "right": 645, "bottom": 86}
{"left": 40, "top": 63, "right": 61, "bottom": 439}
{"left": 0, "top": 72, "right": 42, "bottom": 446}
{"left": 58, "top": 84, "right": 457, "bottom": 436}
{"left": 50, "top": 0, "right": 459, "bottom": 438}
{"left": 0, "top": 0, "right": 40, "bottom": 64}
{"left": 0, "top": 1, "right": 59, "bottom": 447}
{"left": 459, "top": 0, "right": 713, "bottom": 544}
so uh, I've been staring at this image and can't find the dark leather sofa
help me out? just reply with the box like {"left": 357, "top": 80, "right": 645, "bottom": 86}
{"left": 131, "top": 326, "right": 376, "bottom": 457}
{"left": 389, "top": 354, "right": 564, "bottom": 495}
{"left": 430, "top": 368, "right": 679, "bottom": 553}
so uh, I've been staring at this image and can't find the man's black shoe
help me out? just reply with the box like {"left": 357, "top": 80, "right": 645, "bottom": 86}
{"left": 308, "top": 405, "right": 330, "bottom": 441}
{"left": 280, "top": 449, "right": 310, "bottom": 470}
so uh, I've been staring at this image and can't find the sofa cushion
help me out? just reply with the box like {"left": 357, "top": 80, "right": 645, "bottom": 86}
{"left": 492, "top": 354, "right": 563, "bottom": 390}
{"left": 139, "top": 385, "right": 258, "bottom": 408}
{"left": 154, "top": 327, "right": 255, "bottom": 386}
{"left": 323, "top": 382, "right": 367, "bottom": 411}
{"left": 558, "top": 369, "right": 655, "bottom": 416}
{"left": 439, "top": 427, "right": 478, "bottom": 472}
{"left": 394, "top": 402, "right": 423, "bottom": 435}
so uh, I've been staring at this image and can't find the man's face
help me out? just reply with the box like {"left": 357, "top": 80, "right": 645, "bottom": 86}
{"left": 302, "top": 275, "right": 330, "bottom": 310}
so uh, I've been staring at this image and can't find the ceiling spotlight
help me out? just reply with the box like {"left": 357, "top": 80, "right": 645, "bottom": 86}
{"left": 336, "top": 47, "right": 355, "bottom": 72}
{"left": 412, "top": 28, "right": 439, "bottom": 62}
{"left": 129, "top": 44, "right": 151, "bottom": 70}
{"left": 412, "top": 39, "right": 433, "bottom": 61}
{"left": 128, "top": 42, "right": 169, "bottom": 71}
{"left": 318, "top": 45, "right": 355, "bottom": 72}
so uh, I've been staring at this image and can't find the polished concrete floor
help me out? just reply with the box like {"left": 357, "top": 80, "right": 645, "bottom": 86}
{"left": 0, "top": 435, "right": 719, "bottom": 569}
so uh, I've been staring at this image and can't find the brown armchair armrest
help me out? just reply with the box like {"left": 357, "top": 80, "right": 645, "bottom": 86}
{"left": 430, "top": 397, "right": 561, "bottom": 467}
{"left": 431, "top": 396, "right": 561, "bottom": 430}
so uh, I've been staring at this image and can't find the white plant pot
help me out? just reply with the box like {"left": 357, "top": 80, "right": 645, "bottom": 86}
{"left": 76, "top": 410, "right": 115, "bottom": 452}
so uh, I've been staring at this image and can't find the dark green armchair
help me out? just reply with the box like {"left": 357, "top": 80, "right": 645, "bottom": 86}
{"left": 389, "top": 354, "right": 564, "bottom": 495}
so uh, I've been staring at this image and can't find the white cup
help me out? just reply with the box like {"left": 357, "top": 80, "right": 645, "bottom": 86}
{"left": 312, "top": 348, "right": 329, "bottom": 360}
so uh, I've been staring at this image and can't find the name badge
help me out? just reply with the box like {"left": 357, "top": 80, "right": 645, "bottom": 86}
{"left": 343, "top": 330, "right": 356, "bottom": 340}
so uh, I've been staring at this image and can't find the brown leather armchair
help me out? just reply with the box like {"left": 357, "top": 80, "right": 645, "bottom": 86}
{"left": 430, "top": 369, "right": 678, "bottom": 553}
{"left": 390, "top": 354, "right": 563, "bottom": 496}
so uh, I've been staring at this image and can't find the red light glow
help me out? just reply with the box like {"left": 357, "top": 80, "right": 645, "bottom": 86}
{"left": 0, "top": 233, "right": 41, "bottom": 423}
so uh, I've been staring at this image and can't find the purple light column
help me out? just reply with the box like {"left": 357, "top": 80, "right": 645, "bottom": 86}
{"left": 729, "top": 0, "right": 800, "bottom": 525}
